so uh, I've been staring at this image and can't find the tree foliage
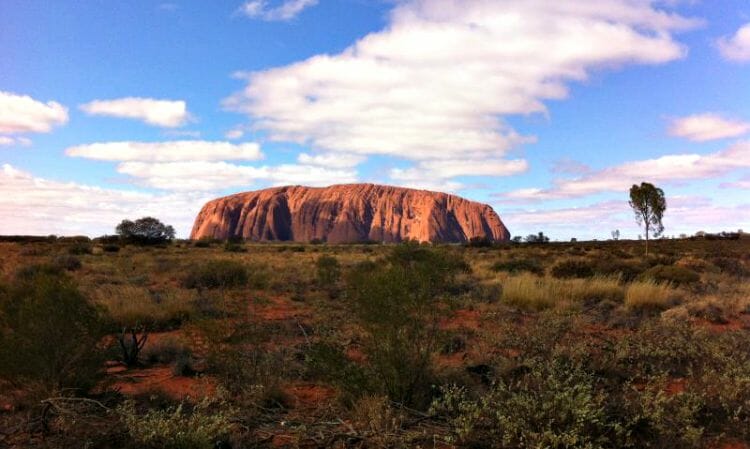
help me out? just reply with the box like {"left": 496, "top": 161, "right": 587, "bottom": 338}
{"left": 629, "top": 182, "right": 666, "bottom": 254}
{"left": 116, "top": 217, "right": 176, "bottom": 245}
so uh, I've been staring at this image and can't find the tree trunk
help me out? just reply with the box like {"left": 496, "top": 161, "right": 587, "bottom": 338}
{"left": 645, "top": 224, "right": 650, "bottom": 256}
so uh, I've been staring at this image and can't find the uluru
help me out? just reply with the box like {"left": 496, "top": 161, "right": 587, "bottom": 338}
{"left": 190, "top": 184, "right": 510, "bottom": 243}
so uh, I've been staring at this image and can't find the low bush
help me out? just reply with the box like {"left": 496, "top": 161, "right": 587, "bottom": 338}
{"left": 67, "top": 242, "right": 92, "bottom": 255}
{"left": 432, "top": 361, "right": 614, "bottom": 448}
{"left": 711, "top": 257, "right": 748, "bottom": 277}
{"left": 0, "top": 270, "right": 107, "bottom": 395}
{"left": 343, "top": 244, "right": 467, "bottom": 407}
{"left": 625, "top": 280, "right": 679, "bottom": 312}
{"left": 640, "top": 265, "right": 700, "bottom": 286}
{"left": 118, "top": 395, "right": 235, "bottom": 449}
{"left": 490, "top": 258, "right": 544, "bottom": 275}
{"left": 102, "top": 243, "right": 120, "bottom": 253}
{"left": 316, "top": 255, "right": 341, "bottom": 286}
{"left": 592, "top": 259, "right": 647, "bottom": 282}
{"left": 550, "top": 259, "right": 595, "bottom": 279}
{"left": 182, "top": 260, "right": 249, "bottom": 290}
{"left": 223, "top": 240, "right": 246, "bottom": 253}
{"left": 53, "top": 254, "right": 83, "bottom": 271}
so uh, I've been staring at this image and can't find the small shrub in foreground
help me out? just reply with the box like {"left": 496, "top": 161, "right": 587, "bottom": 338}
{"left": 118, "top": 395, "right": 235, "bottom": 449}
{"left": 0, "top": 270, "right": 106, "bottom": 395}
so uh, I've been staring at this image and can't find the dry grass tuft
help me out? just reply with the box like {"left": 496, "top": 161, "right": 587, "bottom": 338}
{"left": 624, "top": 280, "right": 679, "bottom": 311}
{"left": 502, "top": 274, "right": 622, "bottom": 311}
{"left": 91, "top": 284, "right": 196, "bottom": 329}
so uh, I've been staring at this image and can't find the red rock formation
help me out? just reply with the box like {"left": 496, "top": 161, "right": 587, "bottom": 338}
{"left": 190, "top": 184, "right": 510, "bottom": 243}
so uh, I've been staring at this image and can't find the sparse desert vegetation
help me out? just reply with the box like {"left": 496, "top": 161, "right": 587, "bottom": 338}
{"left": 1, "top": 236, "right": 750, "bottom": 448}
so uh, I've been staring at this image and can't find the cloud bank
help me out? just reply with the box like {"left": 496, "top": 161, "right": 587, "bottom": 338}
{"left": 226, "top": 0, "right": 697, "bottom": 187}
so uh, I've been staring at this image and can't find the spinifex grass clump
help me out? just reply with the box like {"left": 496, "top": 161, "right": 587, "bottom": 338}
{"left": 625, "top": 279, "right": 680, "bottom": 311}
{"left": 502, "top": 274, "right": 623, "bottom": 311}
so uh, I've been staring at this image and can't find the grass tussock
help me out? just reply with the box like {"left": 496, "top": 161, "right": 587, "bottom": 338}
{"left": 625, "top": 279, "right": 679, "bottom": 311}
{"left": 92, "top": 284, "right": 196, "bottom": 329}
{"left": 502, "top": 274, "right": 623, "bottom": 311}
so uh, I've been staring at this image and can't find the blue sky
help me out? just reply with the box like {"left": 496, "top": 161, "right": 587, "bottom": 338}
{"left": 1, "top": 0, "right": 750, "bottom": 240}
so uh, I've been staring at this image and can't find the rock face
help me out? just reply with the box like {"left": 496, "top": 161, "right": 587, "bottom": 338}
{"left": 190, "top": 184, "right": 510, "bottom": 243}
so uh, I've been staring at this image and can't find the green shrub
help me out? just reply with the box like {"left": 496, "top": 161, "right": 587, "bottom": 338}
{"left": 306, "top": 342, "right": 371, "bottom": 405}
{"left": 551, "top": 259, "right": 595, "bottom": 279}
{"left": 182, "top": 260, "right": 249, "bottom": 289}
{"left": 0, "top": 270, "right": 106, "bottom": 395}
{"left": 15, "top": 263, "right": 65, "bottom": 280}
{"left": 53, "top": 254, "right": 82, "bottom": 271}
{"left": 316, "top": 255, "right": 341, "bottom": 286}
{"left": 592, "top": 259, "right": 646, "bottom": 282}
{"left": 223, "top": 240, "right": 246, "bottom": 253}
{"left": 118, "top": 395, "right": 235, "bottom": 449}
{"left": 344, "top": 244, "right": 467, "bottom": 407}
{"left": 68, "top": 242, "right": 92, "bottom": 255}
{"left": 432, "top": 361, "right": 615, "bottom": 448}
{"left": 490, "top": 258, "right": 543, "bottom": 275}
{"left": 639, "top": 265, "right": 700, "bottom": 286}
{"left": 711, "top": 257, "right": 748, "bottom": 277}
{"left": 103, "top": 243, "right": 120, "bottom": 253}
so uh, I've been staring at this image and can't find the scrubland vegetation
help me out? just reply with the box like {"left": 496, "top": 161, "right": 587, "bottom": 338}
{"left": 1, "top": 236, "right": 750, "bottom": 448}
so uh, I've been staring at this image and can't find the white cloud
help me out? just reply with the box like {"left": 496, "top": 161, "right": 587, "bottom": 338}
{"left": 80, "top": 97, "right": 190, "bottom": 128}
{"left": 502, "top": 141, "right": 750, "bottom": 201}
{"left": 225, "top": 128, "right": 245, "bottom": 140}
{"left": 297, "top": 152, "right": 365, "bottom": 168}
{"left": 116, "top": 161, "right": 357, "bottom": 191}
{"left": 389, "top": 158, "right": 528, "bottom": 192}
{"left": 668, "top": 113, "right": 750, "bottom": 142}
{"left": 717, "top": 22, "right": 750, "bottom": 62}
{"left": 0, "top": 91, "right": 69, "bottom": 134}
{"left": 0, "top": 164, "right": 208, "bottom": 237}
{"left": 0, "top": 136, "right": 32, "bottom": 147}
{"left": 238, "top": 0, "right": 318, "bottom": 21}
{"left": 226, "top": 0, "right": 696, "bottom": 185}
{"left": 65, "top": 141, "right": 263, "bottom": 162}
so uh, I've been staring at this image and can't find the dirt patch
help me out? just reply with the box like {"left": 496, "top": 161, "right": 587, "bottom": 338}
{"left": 110, "top": 366, "right": 215, "bottom": 401}
{"left": 696, "top": 317, "right": 749, "bottom": 333}
{"left": 440, "top": 309, "right": 482, "bottom": 331}
{"left": 251, "top": 296, "right": 311, "bottom": 321}
{"left": 282, "top": 383, "right": 336, "bottom": 410}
